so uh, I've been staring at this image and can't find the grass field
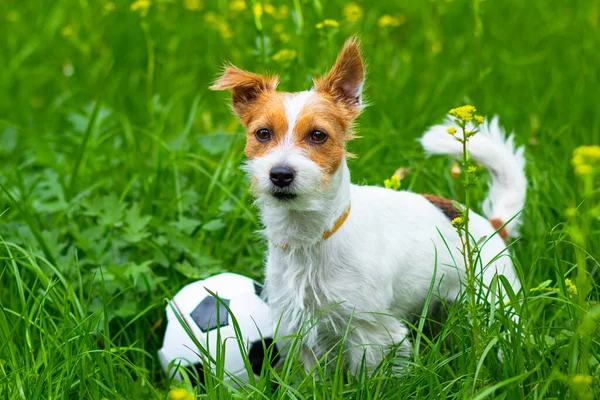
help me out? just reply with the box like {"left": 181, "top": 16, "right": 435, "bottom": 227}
{"left": 1, "top": 0, "right": 600, "bottom": 398}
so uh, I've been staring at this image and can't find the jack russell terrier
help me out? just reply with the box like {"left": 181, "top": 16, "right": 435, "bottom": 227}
{"left": 211, "top": 37, "right": 526, "bottom": 375}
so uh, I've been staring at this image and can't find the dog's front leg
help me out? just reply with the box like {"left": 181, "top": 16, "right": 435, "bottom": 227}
{"left": 299, "top": 343, "right": 321, "bottom": 374}
{"left": 344, "top": 317, "right": 412, "bottom": 376}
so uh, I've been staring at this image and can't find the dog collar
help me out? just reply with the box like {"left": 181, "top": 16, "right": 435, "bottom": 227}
{"left": 322, "top": 204, "right": 351, "bottom": 240}
{"left": 281, "top": 204, "right": 351, "bottom": 251}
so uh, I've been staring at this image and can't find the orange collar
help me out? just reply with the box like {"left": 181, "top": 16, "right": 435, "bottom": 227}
{"left": 322, "top": 204, "right": 352, "bottom": 240}
{"left": 281, "top": 204, "right": 351, "bottom": 251}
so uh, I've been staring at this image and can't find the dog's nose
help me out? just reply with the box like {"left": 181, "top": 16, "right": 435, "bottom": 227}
{"left": 269, "top": 166, "right": 295, "bottom": 188}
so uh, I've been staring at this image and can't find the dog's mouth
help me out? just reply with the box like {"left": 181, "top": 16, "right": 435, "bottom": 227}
{"left": 272, "top": 191, "right": 297, "bottom": 201}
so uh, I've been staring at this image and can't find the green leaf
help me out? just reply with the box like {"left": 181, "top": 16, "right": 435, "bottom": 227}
{"left": 84, "top": 194, "right": 125, "bottom": 227}
{"left": 122, "top": 203, "right": 152, "bottom": 243}
{"left": 219, "top": 199, "right": 235, "bottom": 213}
{"left": 113, "top": 300, "right": 137, "bottom": 319}
{"left": 476, "top": 235, "right": 488, "bottom": 247}
{"left": 174, "top": 259, "right": 222, "bottom": 279}
{"left": 31, "top": 169, "right": 68, "bottom": 213}
{"left": 169, "top": 216, "right": 201, "bottom": 235}
{"left": 125, "top": 203, "right": 152, "bottom": 233}
{"left": 67, "top": 112, "right": 89, "bottom": 133}
{"left": 95, "top": 261, "right": 159, "bottom": 295}
{"left": 202, "top": 219, "right": 226, "bottom": 232}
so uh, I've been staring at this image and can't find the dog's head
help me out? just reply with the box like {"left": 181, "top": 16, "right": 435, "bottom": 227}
{"left": 210, "top": 37, "right": 364, "bottom": 210}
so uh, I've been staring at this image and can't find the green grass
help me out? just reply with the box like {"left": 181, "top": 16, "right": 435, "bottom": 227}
{"left": 1, "top": 0, "right": 600, "bottom": 398}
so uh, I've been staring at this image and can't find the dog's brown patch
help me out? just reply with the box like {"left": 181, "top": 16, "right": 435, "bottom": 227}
{"left": 424, "top": 194, "right": 510, "bottom": 241}
{"left": 313, "top": 37, "right": 364, "bottom": 120}
{"left": 242, "top": 92, "right": 289, "bottom": 159}
{"left": 293, "top": 96, "right": 349, "bottom": 177}
{"left": 489, "top": 218, "right": 509, "bottom": 241}
{"left": 210, "top": 65, "right": 279, "bottom": 120}
{"left": 423, "top": 194, "right": 461, "bottom": 221}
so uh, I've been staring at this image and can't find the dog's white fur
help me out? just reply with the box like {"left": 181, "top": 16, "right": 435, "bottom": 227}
{"left": 257, "top": 119, "right": 525, "bottom": 374}
{"left": 212, "top": 40, "right": 526, "bottom": 375}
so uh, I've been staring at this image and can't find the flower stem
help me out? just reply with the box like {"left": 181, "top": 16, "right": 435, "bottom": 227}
{"left": 461, "top": 124, "right": 480, "bottom": 359}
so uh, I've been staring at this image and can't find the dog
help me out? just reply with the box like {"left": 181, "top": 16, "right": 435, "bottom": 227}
{"left": 210, "top": 37, "right": 526, "bottom": 375}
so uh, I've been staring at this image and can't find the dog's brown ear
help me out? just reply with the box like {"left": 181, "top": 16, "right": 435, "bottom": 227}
{"left": 314, "top": 37, "right": 364, "bottom": 115}
{"left": 210, "top": 65, "right": 279, "bottom": 120}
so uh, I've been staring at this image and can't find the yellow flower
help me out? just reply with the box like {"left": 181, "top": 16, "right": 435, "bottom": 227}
{"left": 343, "top": 3, "right": 363, "bottom": 23}
{"left": 203, "top": 11, "right": 232, "bottom": 38}
{"left": 273, "top": 23, "right": 290, "bottom": 42}
{"left": 272, "top": 49, "right": 297, "bottom": 64}
{"left": 474, "top": 115, "right": 485, "bottom": 124}
{"left": 61, "top": 25, "right": 75, "bottom": 37}
{"left": 446, "top": 127, "right": 457, "bottom": 135}
{"left": 184, "top": 0, "right": 202, "bottom": 11}
{"left": 279, "top": 32, "right": 290, "bottom": 43}
{"left": 574, "top": 164, "right": 592, "bottom": 176}
{"left": 316, "top": 19, "right": 339, "bottom": 29}
{"left": 449, "top": 105, "right": 477, "bottom": 122}
{"left": 220, "top": 25, "right": 232, "bottom": 38}
{"left": 572, "top": 154, "right": 585, "bottom": 166}
{"left": 467, "top": 165, "right": 477, "bottom": 173}
{"left": 130, "top": 0, "right": 151, "bottom": 16}
{"left": 229, "top": 0, "right": 246, "bottom": 12}
{"left": 377, "top": 15, "right": 405, "bottom": 28}
{"left": 570, "top": 373, "right": 594, "bottom": 400}
{"left": 218, "top": 21, "right": 232, "bottom": 39}
{"left": 103, "top": 2, "right": 116, "bottom": 13}
{"left": 384, "top": 175, "right": 401, "bottom": 190}
{"left": 203, "top": 11, "right": 217, "bottom": 23}
{"left": 571, "top": 374, "right": 592, "bottom": 385}
{"left": 574, "top": 145, "right": 600, "bottom": 160}
{"left": 571, "top": 145, "right": 600, "bottom": 177}
{"left": 168, "top": 388, "right": 195, "bottom": 400}
{"left": 264, "top": 4, "right": 276, "bottom": 15}
{"left": 277, "top": 5, "right": 290, "bottom": 18}
{"left": 253, "top": 3, "right": 263, "bottom": 18}
{"left": 451, "top": 217, "right": 463, "bottom": 227}
{"left": 565, "top": 278, "right": 578, "bottom": 298}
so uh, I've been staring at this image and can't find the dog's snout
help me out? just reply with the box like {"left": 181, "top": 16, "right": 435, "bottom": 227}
{"left": 269, "top": 166, "right": 295, "bottom": 188}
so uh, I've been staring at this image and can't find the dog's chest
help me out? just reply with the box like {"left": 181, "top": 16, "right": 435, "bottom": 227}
{"left": 283, "top": 248, "right": 336, "bottom": 308}
{"left": 266, "top": 246, "right": 356, "bottom": 330}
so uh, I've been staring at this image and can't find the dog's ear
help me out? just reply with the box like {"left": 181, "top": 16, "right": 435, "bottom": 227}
{"left": 210, "top": 65, "right": 279, "bottom": 120}
{"left": 314, "top": 37, "right": 364, "bottom": 116}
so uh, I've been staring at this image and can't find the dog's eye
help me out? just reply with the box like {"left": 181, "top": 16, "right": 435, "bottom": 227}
{"left": 255, "top": 128, "right": 272, "bottom": 142}
{"left": 309, "top": 130, "right": 328, "bottom": 144}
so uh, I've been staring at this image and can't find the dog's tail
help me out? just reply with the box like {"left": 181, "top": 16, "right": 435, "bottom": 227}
{"left": 419, "top": 116, "right": 526, "bottom": 238}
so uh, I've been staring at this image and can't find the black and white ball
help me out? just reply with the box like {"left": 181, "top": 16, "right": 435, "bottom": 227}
{"left": 158, "top": 273, "right": 283, "bottom": 385}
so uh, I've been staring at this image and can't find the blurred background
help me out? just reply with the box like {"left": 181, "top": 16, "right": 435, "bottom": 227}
{"left": 0, "top": 0, "right": 599, "bottom": 397}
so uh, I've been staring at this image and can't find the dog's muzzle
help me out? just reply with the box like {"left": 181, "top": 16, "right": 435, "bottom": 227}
{"left": 269, "top": 165, "right": 297, "bottom": 201}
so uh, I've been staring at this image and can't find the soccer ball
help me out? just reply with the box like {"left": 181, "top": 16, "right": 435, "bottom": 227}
{"left": 158, "top": 273, "right": 284, "bottom": 385}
